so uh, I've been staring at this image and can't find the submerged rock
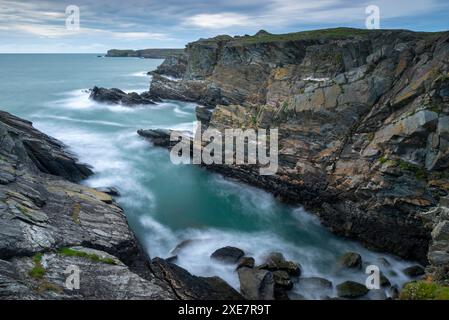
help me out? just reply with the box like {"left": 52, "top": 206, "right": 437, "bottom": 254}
{"left": 89, "top": 86, "right": 160, "bottom": 106}
{"left": 272, "top": 270, "right": 293, "bottom": 289}
{"left": 336, "top": 281, "right": 369, "bottom": 298}
{"left": 210, "top": 246, "right": 245, "bottom": 264}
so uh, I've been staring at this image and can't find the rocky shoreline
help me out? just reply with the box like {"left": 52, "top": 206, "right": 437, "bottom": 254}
{"left": 139, "top": 28, "right": 449, "bottom": 290}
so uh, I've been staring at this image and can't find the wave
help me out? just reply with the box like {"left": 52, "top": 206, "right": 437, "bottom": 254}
{"left": 128, "top": 71, "right": 150, "bottom": 78}
{"left": 32, "top": 114, "right": 130, "bottom": 128}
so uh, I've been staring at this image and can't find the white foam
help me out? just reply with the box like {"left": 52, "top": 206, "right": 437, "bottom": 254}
{"left": 32, "top": 114, "right": 130, "bottom": 128}
{"left": 128, "top": 71, "right": 150, "bottom": 78}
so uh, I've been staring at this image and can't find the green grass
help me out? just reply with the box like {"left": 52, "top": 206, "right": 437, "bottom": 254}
{"left": 397, "top": 160, "right": 428, "bottom": 180}
{"left": 379, "top": 156, "right": 388, "bottom": 164}
{"left": 72, "top": 203, "right": 81, "bottom": 224}
{"left": 400, "top": 281, "right": 449, "bottom": 300}
{"left": 29, "top": 253, "right": 46, "bottom": 279}
{"left": 58, "top": 248, "right": 117, "bottom": 265}
{"left": 232, "top": 28, "right": 374, "bottom": 44}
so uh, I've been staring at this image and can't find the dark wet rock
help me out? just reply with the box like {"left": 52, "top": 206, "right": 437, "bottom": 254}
{"left": 380, "top": 273, "right": 391, "bottom": 287}
{"left": 272, "top": 270, "right": 293, "bottom": 289}
{"left": 210, "top": 246, "right": 245, "bottom": 264}
{"left": 138, "top": 129, "right": 174, "bottom": 148}
{"left": 152, "top": 54, "right": 187, "bottom": 79}
{"left": 336, "top": 281, "right": 369, "bottom": 298}
{"left": 151, "top": 257, "right": 243, "bottom": 300}
{"left": 298, "top": 277, "right": 333, "bottom": 290}
{"left": 170, "top": 239, "right": 204, "bottom": 255}
{"left": 388, "top": 285, "right": 400, "bottom": 299}
{"left": 196, "top": 106, "right": 213, "bottom": 131}
{"left": 89, "top": 86, "right": 159, "bottom": 106}
{"left": 237, "top": 257, "right": 255, "bottom": 270}
{"left": 237, "top": 267, "right": 275, "bottom": 300}
{"left": 402, "top": 265, "right": 425, "bottom": 277}
{"left": 95, "top": 187, "right": 120, "bottom": 196}
{"left": 258, "top": 252, "right": 301, "bottom": 276}
{"left": 337, "top": 252, "right": 363, "bottom": 270}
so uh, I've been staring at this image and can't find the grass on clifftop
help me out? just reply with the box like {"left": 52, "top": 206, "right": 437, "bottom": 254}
{"left": 195, "top": 27, "right": 445, "bottom": 45}
{"left": 58, "top": 248, "right": 117, "bottom": 265}
{"left": 400, "top": 281, "right": 449, "bottom": 300}
{"left": 29, "top": 253, "right": 45, "bottom": 279}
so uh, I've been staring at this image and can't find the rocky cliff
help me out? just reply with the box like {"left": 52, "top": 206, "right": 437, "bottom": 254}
{"left": 0, "top": 111, "right": 241, "bottom": 299}
{"left": 146, "top": 28, "right": 449, "bottom": 283}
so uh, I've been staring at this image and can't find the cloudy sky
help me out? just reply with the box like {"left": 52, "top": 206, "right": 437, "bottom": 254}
{"left": 0, "top": 0, "right": 448, "bottom": 53}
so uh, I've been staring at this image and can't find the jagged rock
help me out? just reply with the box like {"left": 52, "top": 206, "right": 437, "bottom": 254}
{"left": 210, "top": 246, "right": 244, "bottom": 264}
{"left": 402, "top": 265, "right": 425, "bottom": 277}
{"left": 237, "top": 267, "right": 275, "bottom": 300}
{"left": 89, "top": 86, "right": 159, "bottom": 106}
{"left": 337, "top": 252, "right": 363, "bottom": 270}
{"left": 297, "top": 277, "right": 333, "bottom": 290}
{"left": 0, "top": 111, "right": 92, "bottom": 182}
{"left": 150, "top": 257, "right": 242, "bottom": 300}
{"left": 336, "top": 281, "right": 369, "bottom": 298}
{"left": 380, "top": 273, "right": 391, "bottom": 287}
{"left": 258, "top": 252, "right": 301, "bottom": 276}
{"left": 272, "top": 270, "right": 293, "bottom": 289}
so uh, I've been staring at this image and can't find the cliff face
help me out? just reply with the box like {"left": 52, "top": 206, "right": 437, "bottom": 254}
{"left": 0, "top": 111, "right": 241, "bottom": 300}
{"left": 148, "top": 28, "right": 449, "bottom": 278}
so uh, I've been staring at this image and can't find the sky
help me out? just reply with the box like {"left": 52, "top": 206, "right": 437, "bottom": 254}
{"left": 0, "top": 0, "right": 448, "bottom": 53}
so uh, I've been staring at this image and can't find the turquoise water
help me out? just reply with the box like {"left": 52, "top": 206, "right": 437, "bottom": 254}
{"left": 0, "top": 54, "right": 414, "bottom": 298}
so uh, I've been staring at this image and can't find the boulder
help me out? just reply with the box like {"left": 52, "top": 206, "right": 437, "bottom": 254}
{"left": 402, "top": 265, "right": 425, "bottom": 277}
{"left": 337, "top": 252, "right": 362, "bottom": 270}
{"left": 210, "top": 246, "right": 245, "bottom": 264}
{"left": 236, "top": 257, "right": 255, "bottom": 270}
{"left": 336, "top": 281, "right": 369, "bottom": 298}
{"left": 238, "top": 267, "right": 275, "bottom": 300}
{"left": 151, "top": 258, "right": 243, "bottom": 300}
{"left": 272, "top": 270, "right": 293, "bottom": 289}
{"left": 89, "top": 86, "right": 158, "bottom": 106}
{"left": 258, "top": 252, "right": 301, "bottom": 276}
